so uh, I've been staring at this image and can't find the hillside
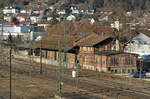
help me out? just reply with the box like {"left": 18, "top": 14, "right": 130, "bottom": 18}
{"left": 1, "top": 0, "right": 150, "bottom": 11}
{"left": 48, "top": 0, "right": 150, "bottom": 11}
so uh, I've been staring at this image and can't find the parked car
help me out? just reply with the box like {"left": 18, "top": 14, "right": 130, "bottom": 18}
{"left": 129, "top": 71, "right": 146, "bottom": 78}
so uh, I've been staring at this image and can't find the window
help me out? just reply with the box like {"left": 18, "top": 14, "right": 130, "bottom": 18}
{"left": 110, "top": 57, "right": 118, "bottom": 65}
{"left": 88, "top": 47, "right": 90, "bottom": 51}
{"left": 34, "top": 49, "right": 40, "bottom": 56}
{"left": 125, "top": 57, "right": 133, "bottom": 65}
{"left": 128, "top": 69, "right": 130, "bottom": 73}
{"left": 107, "top": 67, "right": 111, "bottom": 71}
{"left": 110, "top": 45, "right": 114, "bottom": 50}
{"left": 122, "top": 69, "right": 125, "bottom": 73}
{"left": 91, "top": 48, "right": 93, "bottom": 51}
{"left": 46, "top": 51, "right": 48, "bottom": 59}
{"left": 54, "top": 52, "right": 57, "bottom": 60}
{"left": 83, "top": 47, "right": 86, "bottom": 51}
{"left": 80, "top": 47, "right": 82, "bottom": 51}
{"left": 102, "top": 60, "right": 105, "bottom": 64}
{"left": 115, "top": 69, "right": 117, "bottom": 73}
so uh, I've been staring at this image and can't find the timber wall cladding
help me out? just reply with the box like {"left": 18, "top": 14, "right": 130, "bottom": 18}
{"left": 45, "top": 50, "right": 76, "bottom": 68}
{"left": 108, "top": 54, "right": 137, "bottom": 67}
{"left": 78, "top": 51, "right": 137, "bottom": 73}
{"left": 17, "top": 50, "right": 76, "bottom": 68}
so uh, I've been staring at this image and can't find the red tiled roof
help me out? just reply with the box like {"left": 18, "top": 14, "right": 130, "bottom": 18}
{"left": 31, "top": 13, "right": 40, "bottom": 17}
{"left": 5, "top": 22, "right": 14, "bottom": 26}
{"left": 16, "top": 13, "right": 27, "bottom": 17}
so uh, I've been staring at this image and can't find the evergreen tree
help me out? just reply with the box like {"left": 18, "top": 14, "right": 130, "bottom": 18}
{"left": 50, "top": 9, "right": 59, "bottom": 25}
{"left": 12, "top": 17, "right": 19, "bottom": 25}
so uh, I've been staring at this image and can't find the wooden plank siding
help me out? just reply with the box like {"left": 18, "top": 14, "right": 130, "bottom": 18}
{"left": 32, "top": 49, "right": 76, "bottom": 68}
{"left": 95, "top": 40, "right": 124, "bottom": 52}
{"left": 78, "top": 40, "right": 137, "bottom": 73}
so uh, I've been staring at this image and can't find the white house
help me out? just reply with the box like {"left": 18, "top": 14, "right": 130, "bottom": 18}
{"left": 33, "top": 10, "right": 40, "bottom": 14}
{"left": 124, "top": 33, "right": 150, "bottom": 56}
{"left": 70, "top": 6, "right": 80, "bottom": 14}
{"left": 111, "top": 20, "right": 122, "bottom": 31}
{"left": 89, "top": 18, "right": 95, "bottom": 25}
{"left": 4, "top": 14, "right": 12, "bottom": 22}
{"left": 20, "top": 9, "right": 26, "bottom": 13}
{"left": 49, "top": 6, "right": 54, "bottom": 11}
{"left": 57, "top": 10, "right": 66, "bottom": 15}
{"left": 30, "top": 14, "right": 40, "bottom": 23}
{"left": 66, "top": 15, "right": 76, "bottom": 21}
{"left": 0, "top": 26, "right": 30, "bottom": 39}
{"left": 126, "top": 12, "right": 132, "bottom": 16}
{"left": 47, "top": 17, "right": 53, "bottom": 21}
{"left": 80, "top": 10, "right": 85, "bottom": 14}
{"left": 3, "top": 6, "right": 18, "bottom": 14}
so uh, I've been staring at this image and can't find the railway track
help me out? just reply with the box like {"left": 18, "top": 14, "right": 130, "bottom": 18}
{"left": 78, "top": 77, "right": 150, "bottom": 97}
{"left": 7, "top": 58, "right": 150, "bottom": 99}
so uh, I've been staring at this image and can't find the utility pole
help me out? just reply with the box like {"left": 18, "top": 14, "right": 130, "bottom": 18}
{"left": 8, "top": 33, "right": 13, "bottom": 99}
{"left": 40, "top": 39, "right": 43, "bottom": 74}
{"left": 29, "top": 25, "right": 33, "bottom": 82}
{"left": 29, "top": 42, "right": 33, "bottom": 82}
{"left": 140, "top": 58, "right": 142, "bottom": 79}
{"left": 9, "top": 46, "right": 12, "bottom": 99}
{"left": 9, "top": 1, "right": 13, "bottom": 98}
{"left": 75, "top": 57, "right": 78, "bottom": 89}
{"left": 63, "top": 16, "right": 67, "bottom": 74}
{"left": 57, "top": 40, "right": 63, "bottom": 96}
{"left": 0, "top": 13, "right": 4, "bottom": 66}
{"left": 63, "top": 1, "right": 71, "bottom": 74}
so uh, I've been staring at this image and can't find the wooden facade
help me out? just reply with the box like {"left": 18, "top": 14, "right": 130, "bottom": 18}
{"left": 17, "top": 49, "right": 76, "bottom": 69}
{"left": 78, "top": 39, "right": 137, "bottom": 73}
{"left": 38, "top": 50, "right": 76, "bottom": 68}
{"left": 17, "top": 27, "right": 138, "bottom": 73}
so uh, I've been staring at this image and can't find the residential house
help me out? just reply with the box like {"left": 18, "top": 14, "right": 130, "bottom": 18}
{"left": 37, "top": 20, "right": 49, "bottom": 30}
{"left": 30, "top": 13, "right": 41, "bottom": 23}
{"left": 86, "top": 7, "right": 94, "bottom": 15}
{"left": 126, "top": 12, "right": 132, "bottom": 17}
{"left": 3, "top": 6, "right": 19, "bottom": 14}
{"left": 57, "top": 5, "right": 66, "bottom": 15}
{"left": 4, "top": 13, "right": 13, "bottom": 22}
{"left": 16, "top": 13, "right": 27, "bottom": 22}
{"left": 89, "top": 18, "right": 95, "bottom": 25}
{"left": 0, "top": 26, "right": 30, "bottom": 40}
{"left": 70, "top": 6, "right": 80, "bottom": 14}
{"left": 33, "top": 9, "right": 41, "bottom": 14}
{"left": 20, "top": 8, "right": 26, "bottom": 13}
{"left": 124, "top": 32, "right": 150, "bottom": 56}
{"left": 31, "top": 26, "right": 47, "bottom": 41}
{"left": 47, "top": 16, "right": 52, "bottom": 21}
{"left": 111, "top": 20, "right": 123, "bottom": 31}
{"left": 66, "top": 15, "right": 76, "bottom": 21}
{"left": 124, "top": 30, "right": 150, "bottom": 72}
